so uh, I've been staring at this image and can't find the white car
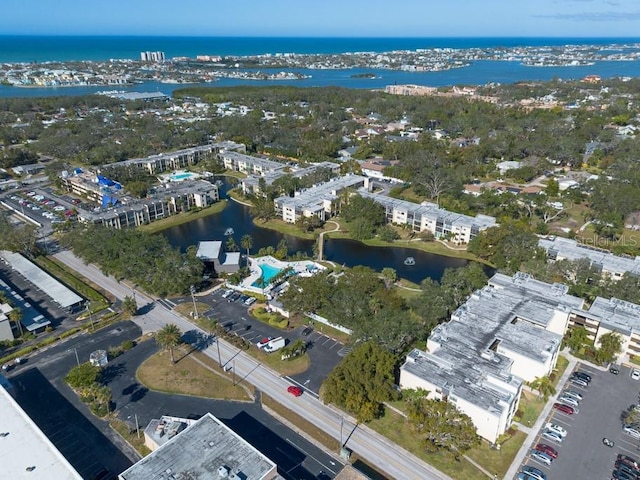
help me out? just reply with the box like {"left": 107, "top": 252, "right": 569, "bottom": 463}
{"left": 544, "top": 422, "right": 567, "bottom": 437}
{"left": 624, "top": 426, "right": 640, "bottom": 439}
{"left": 530, "top": 450, "right": 553, "bottom": 466}
{"left": 562, "top": 390, "right": 583, "bottom": 402}
{"left": 632, "top": 369, "right": 640, "bottom": 380}
{"left": 558, "top": 396, "right": 579, "bottom": 407}
{"left": 541, "top": 430, "right": 563, "bottom": 443}
{"left": 221, "top": 289, "right": 233, "bottom": 299}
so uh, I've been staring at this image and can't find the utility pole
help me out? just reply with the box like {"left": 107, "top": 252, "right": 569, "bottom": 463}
{"left": 86, "top": 304, "right": 94, "bottom": 331}
{"left": 68, "top": 348, "right": 79, "bottom": 366}
{"left": 190, "top": 285, "right": 198, "bottom": 319}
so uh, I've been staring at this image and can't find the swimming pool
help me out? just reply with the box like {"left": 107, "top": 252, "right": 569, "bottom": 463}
{"left": 252, "top": 263, "right": 283, "bottom": 287}
{"left": 169, "top": 172, "right": 197, "bottom": 181}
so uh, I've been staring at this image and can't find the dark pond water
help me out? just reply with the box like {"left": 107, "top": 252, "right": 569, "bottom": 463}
{"left": 161, "top": 178, "right": 473, "bottom": 284}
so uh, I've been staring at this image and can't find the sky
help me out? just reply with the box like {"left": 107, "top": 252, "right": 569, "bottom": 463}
{"left": 3, "top": 0, "right": 640, "bottom": 37}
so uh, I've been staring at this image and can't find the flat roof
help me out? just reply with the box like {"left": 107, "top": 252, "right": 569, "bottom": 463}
{"left": 0, "top": 386, "right": 82, "bottom": 479}
{"left": 0, "top": 251, "right": 83, "bottom": 309}
{"left": 539, "top": 236, "right": 640, "bottom": 276}
{"left": 196, "top": 241, "right": 222, "bottom": 261}
{"left": 276, "top": 175, "right": 367, "bottom": 211}
{"left": 358, "top": 189, "right": 496, "bottom": 230}
{"left": 119, "top": 413, "right": 282, "bottom": 480}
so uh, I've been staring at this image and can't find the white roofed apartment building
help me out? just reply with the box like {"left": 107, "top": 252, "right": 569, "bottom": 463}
{"left": 400, "top": 272, "right": 585, "bottom": 443}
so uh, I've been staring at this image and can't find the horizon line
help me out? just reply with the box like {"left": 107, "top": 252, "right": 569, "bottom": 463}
{"left": 2, "top": 34, "right": 640, "bottom": 39}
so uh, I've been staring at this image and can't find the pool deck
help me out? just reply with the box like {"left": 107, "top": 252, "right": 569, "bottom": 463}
{"left": 239, "top": 255, "right": 326, "bottom": 294}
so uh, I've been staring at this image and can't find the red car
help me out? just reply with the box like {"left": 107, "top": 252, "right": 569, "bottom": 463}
{"left": 553, "top": 403, "right": 574, "bottom": 415}
{"left": 287, "top": 385, "right": 303, "bottom": 397}
{"left": 535, "top": 443, "right": 558, "bottom": 459}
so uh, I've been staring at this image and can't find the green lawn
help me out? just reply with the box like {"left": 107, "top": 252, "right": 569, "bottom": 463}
{"left": 515, "top": 390, "right": 546, "bottom": 426}
{"left": 367, "top": 408, "right": 486, "bottom": 480}
{"left": 550, "top": 354, "right": 570, "bottom": 389}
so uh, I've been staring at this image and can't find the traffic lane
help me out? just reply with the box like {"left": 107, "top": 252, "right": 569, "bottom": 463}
{"left": 5, "top": 321, "right": 142, "bottom": 381}
{"left": 11, "top": 367, "right": 135, "bottom": 479}
{"left": 208, "top": 341, "right": 452, "bottom": 480}
{"left": 99, "top": 331, "right": 344, "bottom": 479}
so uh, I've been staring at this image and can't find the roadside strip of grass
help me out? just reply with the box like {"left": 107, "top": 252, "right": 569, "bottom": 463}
{"left": 514, "top": 390, "right": 546, "bottom": 426}
{"left": 550, "top": 354, "right": 569, "bottom": 389}
{"left": 262, "top": 393, "right": 341, "bottom": 452}
{"left": 136, "top": 347, "right": 253, "bottom": 401}
{"left": 368, "top": 407, "right": 526, "bottom": 480}
{"left": 109, "top": 417, "right": 151, "bottom": 457}
{"left": 34, "top": 255, "right": 111, "bottom": 310}
{"left": 138, "top": 201, "right": 227, "bottom": 234}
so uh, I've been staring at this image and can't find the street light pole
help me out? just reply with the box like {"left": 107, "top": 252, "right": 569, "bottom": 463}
{"left": 68, "top": 348, "right": 79, "bottom": 366}
{"left": 190, "top": 285, "right": 198, "bottom": 319}
{"left": 86, "top": 304, "right": 94, "bottom": 331}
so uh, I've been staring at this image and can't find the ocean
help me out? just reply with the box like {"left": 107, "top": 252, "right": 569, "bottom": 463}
{"left": 2, "top": 35, "right": 640, "bottom": 97}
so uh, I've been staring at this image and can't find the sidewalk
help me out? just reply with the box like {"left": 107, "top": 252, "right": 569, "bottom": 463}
{"left": 503, "top": 353, "right": 579, "bottom": 480}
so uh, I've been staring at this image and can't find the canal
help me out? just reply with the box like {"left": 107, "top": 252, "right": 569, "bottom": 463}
{"left": 161, "top": 179, "right": 472, "bottom": 284}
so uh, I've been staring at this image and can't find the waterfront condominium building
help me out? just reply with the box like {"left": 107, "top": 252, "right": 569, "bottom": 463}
{"left": 357, "top": 189, "right": 497, "bottom": 245}
{"left": 274, "top": 175, "right": 369, "bottom": 224}
{"left": 538, "top": 235, "right": 640, "bottom": 280}
{"left": 400, "top": 272, "right": 585, "bottom": 443}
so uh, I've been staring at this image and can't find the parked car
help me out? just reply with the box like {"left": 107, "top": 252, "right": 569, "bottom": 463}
{"left": 562, "top": 390, "right": 583, "bottom": 402}
{"left": 558, "top": 395, "right": 579, "bottom": 407}
{"left": 623, "top": 426, "right": 640, "bottom": 439}
{"left": 619, "top": 455, "right": 640, "bottom": 468}
{"left": 632, "top": 369, "right": 640, "bottom": 381}
{"left": 616, "top": 460, "right": 640, "bottom": 475}
{"left": 541, "top": 430, "right": 564, "bottom": 443}
{"left": 256, "top": 336, "right": 274, "bottom": 349}
{"left": 221, "top": 289, "right": 233, "bottom": 299}
{"left": 613, "top": 467, "right": 640, "bottom": 480}
{"left": 568, "top": 376, "right": 589, "bottom": 387}
{"left": 244, "top": 296, "right": 256, "bottom": 306}
{"left": 544, "top": 422, "right": 567, "bottom": 437}
{"left": 301, "top": 327, "right": 313, "bottom": 336}
{"left": 572, "top": 371, "right": 592, "bottom": 383}
{"left": 517, "top": 474, "right": 538, "bottom": 480}
{"left": 522, "top": 465, "right": 546, "bottom": 480}
{"left": 228, "top": 292, "right": 241, "bottom": 303}
{"left": 263, "top": 337, "right": 286, "bottom": 353}
{"left": 530, "top": 450, "right": 553, "bottom": 466}
{"left": 610, "top": 364, "right": 621, "bottom": 374}
{"left": 287, "top": 385, "right": 303, "bottom": 397}
{"left": 553, "top": 403, "right": 574, "bottom": 415}
{"left": 535, "top": 443, "right": 558, "bottom": 459}
{"left": 239, "top": 295, "right": 248, "bottom": 304}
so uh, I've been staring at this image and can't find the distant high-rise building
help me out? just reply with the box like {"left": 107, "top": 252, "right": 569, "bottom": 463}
{"left": 140, "top": 51, "right": 165, "bottom": 62}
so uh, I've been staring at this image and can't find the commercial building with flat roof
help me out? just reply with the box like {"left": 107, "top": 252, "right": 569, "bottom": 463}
{"left": 357, "top": 189, "right": 496, "bottom": 245}
{"left": 400, "top": 272, "right": 585, "bottom": 442}
{"left": 119, "top": 413, "right": 283, "bottom": 480}
{"left": 539, "top": 235, "right": 640, "bottom": 279}
{"left": 0, "top": 385, "right": 82, "bottom": 479}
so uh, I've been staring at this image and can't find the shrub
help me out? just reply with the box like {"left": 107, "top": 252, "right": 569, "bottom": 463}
{"left": 121, "top": 340, "right": 136, "bottom": 351}
{"left": 65, "top": 363, "right": 100, "bottom": 388}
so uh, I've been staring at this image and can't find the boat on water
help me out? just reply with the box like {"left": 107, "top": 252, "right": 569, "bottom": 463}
{"left": 224, "top": 227, "right": 234, "bottom": 236}
{"left": 404, "top": 256, "right": 415, "bottom": 266}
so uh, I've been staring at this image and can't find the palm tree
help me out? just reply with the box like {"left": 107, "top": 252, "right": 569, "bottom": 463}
{"left": 226, "top": 236, "right": 239, "bottom": 252}
{"left": 155, "top": 324, "right": 182, "bottom": 365}
{"left": 530, "top": 375, "right": 556, "bottom": 400}
{"left": 241, "top": 234, "right": 253, "bottom": 258}
{"left": 122, "top": 295, "right": 137, "bottom": 316}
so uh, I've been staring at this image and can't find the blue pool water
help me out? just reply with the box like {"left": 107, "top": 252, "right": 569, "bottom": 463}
{"left": 170, "top": 172, "right": 196, "bottom": 181}
{"left": 252, "top": 263, "right": 283, "bottom": 287}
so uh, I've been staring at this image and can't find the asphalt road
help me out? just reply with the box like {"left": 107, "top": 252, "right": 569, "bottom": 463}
{"left": 8, "top": 321, "right": 142, "bottom": 480}
{"left": 54, "top": 249, "right": 453, "bottom": 480}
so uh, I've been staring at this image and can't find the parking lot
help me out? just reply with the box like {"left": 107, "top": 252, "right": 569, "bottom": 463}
{"left": 169, "top": 288, "right": 346, "bottom": 394}
{"left": 518, "top": 363, "right": 640, "bottom": 479}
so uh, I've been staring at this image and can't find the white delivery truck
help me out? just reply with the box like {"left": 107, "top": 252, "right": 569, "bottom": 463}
{"left": 263, "top": 336, "right": 286, "bottom": 353}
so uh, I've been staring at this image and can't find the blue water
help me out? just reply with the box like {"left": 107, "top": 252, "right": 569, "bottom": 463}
{"left": 169, "top": 173, "right": 196, "bottom": 180}
{"left": 4, "top": 36, "right": 640, "bottom": 63}
{"left": 2, "top": 36, "right": 640, "bottom": 98}
{"left": 252, "top": 263, "right": 283, "bottom": 287}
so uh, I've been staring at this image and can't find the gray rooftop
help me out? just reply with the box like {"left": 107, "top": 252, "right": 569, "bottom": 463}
{"left": 539, "top": 236, "right": 640, "bottom": 276}
{"left": 109, "top": 144, "right": 222, "bottom": 169}
{"left": 196, "top": 241, "right": 222, "bottom": 261}
{"left": 119, "top": 413, "right": 281, "bottom": 480}
{"left": 275, "top": 175, "right": 367, "bottom": 211}
{"left": 357, "top": 189, "right": 496, "bottom": 230}
{"left": 221, "top": 151, "right": 284, "bottom": 172}
{"left": 243, "top": 161, "right": 340, "bottom": 189}
{"left": 0, "top": 251, "right": 83, "bottom": 309}
{"left": 588, "top": 296, "right": 640, "bottom": 335}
